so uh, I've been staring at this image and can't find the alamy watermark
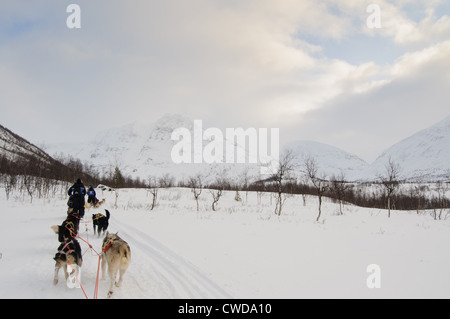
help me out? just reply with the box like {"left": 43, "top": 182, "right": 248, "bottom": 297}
{"left": 65, "top": 4, "right": 381, "bottom": 30}
{"left": 66, "top": 4, "right": 81, "bottom": 29}
{"left": 170, "top": 120, "right": 280, "bottom": 175}
{"left": 367, "top": 4, "right": 382, "bottom": 29}
{"left": 366, "top": 264, "right": 381, "bottom": 289}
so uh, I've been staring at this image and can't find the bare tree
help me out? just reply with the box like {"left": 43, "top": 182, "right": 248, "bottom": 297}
{"left": 210, "top": 188, "right": 223, "bottom": 211}
{"left": 330, "top": 172, "right": 349, "bottom": 215}
{"left": 3, "top": 174, "right": 16, "bottom": 200}
{"left": 147, "top": 176, "right": 160, "bottom": 211}
{"left": 305, "top": 156, "right": 329, "bottom": 222}
{"left": 158, "top": 173, "right": 175, "bottom": 188}
{"left": 411, "top": 181, "right": 427, "bottom": 214}
{"left": 22, "top": 175, "right": 35, "bottom": 203}
{"left": 241, "top": 167, "right": 251, "bottom": 204}
{"left": 433, "top": 181, "right": 448, "bottom": 220}
{"left": 234, "top": 189, "right": 242, "bottom": 202}
{"left": 273, "top": 149, "right": 296, "bottom": 216}
{"left": 188, "top": 174, "right": 203, "bottom": 212}
{"left": 210, "top": 178, "right": 225, "bottom": 211}
{"left": 299, "top": 174, "right": 309, "bottom": 207}
{"left": 379, "top": 157, "right": 401, "bottom": 218}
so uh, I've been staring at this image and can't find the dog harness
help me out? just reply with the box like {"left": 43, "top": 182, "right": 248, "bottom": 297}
{"left": 58, "top": 241, "right": 74, "bottom": 255}
{"left": 94, "top": 213, "right": 105, "bottom": 220}
{"left": 102, "top": 238, "right": 113, "bottom": 252}
{"left": 65, "top": 221, "right": 77, "bottom": 238}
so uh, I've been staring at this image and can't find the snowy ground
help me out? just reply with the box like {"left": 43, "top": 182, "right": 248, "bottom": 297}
{"left": 0, "top": 186, "right": 450, "bottom": 299}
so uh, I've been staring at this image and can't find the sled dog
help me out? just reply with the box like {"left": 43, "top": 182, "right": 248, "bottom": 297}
{"left": 53, "top": 238, "right": 83, "bottom": 286}
{"left": 93, "top": 209, "right": 110, "bottom": 236}
{"left": 101, "top": 232, "right": 131, "bottom": 298}
{"left": 85, "top": 198, "right": 106, "bottom": 209}
{"left": 51, "top": 212, "right": 80, "bottom": 242}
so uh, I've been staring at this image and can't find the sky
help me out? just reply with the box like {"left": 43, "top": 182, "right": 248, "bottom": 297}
{"left": 0, "top": 0, "right": 449, "bottom": 163}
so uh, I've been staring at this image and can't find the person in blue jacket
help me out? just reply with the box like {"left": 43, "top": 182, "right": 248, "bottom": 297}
{"left": 87, "top": 185, "right": 98, "bottom": 207}
{"left": 68, "top": 178, "right": 86, "bottom": 218}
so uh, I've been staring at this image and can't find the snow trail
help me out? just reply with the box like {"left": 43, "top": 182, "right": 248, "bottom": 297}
{"left": 106, "top": 215, "right": 233, "bottom": 299}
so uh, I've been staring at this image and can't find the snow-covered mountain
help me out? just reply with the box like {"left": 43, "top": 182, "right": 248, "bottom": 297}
{"left": 0, "top": 123, "right": 99, "bottom": 181}
{"left": 46, "top": 114, "right": 371, "bottom": 183}
{"left": 47, "top": 114, "right": 264, "bottom": 184}
{"left": 45, "top": 113, "right": 450, "bottom": 183}
{"left": 368, "top": 115, "right": 450, "bottom": 182}
{"left": 0, "top": 123, "right": 54, "bottom": 164}
{"left": 285, "top": 140, "right": 370, "bottom": 181}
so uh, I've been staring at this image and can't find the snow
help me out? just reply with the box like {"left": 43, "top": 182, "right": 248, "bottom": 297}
{"left": 1, "top": 185, "right": 450, "bottom": 299}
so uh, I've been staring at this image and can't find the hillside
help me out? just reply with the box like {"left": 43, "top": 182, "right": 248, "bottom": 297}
{"left": 0, "top": 124, "right": 54, "bottom": 164}
{"left": 369, "top": 115, "right": 450, "bottom": 182}
{"left": 285, "top": 140, "right": 369, "bottom": 181}
{"left": 0, "top": 123, "right": 94, "bottom": 183}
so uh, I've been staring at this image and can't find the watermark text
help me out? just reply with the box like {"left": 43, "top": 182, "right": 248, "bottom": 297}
{"left": 66, "top": 4, "right": 81, "bottom": 29}
{"left": 171, "top": 120, "right": 280, "bottom": 175}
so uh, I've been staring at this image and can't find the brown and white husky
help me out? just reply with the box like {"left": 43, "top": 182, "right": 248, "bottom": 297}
{"left": 101, "top": 232, "right": 131, "bottom": 298}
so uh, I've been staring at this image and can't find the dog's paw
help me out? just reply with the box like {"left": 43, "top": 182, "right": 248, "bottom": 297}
{"left": 107, "top": 290, "right": 113, "bottom": 298}
{"left": 53, "top": 279, "right": 58, "bottom": 285}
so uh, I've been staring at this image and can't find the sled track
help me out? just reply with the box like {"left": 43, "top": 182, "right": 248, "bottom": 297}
{"left": 109, "top": 216, "right": 233, "bottom": 299}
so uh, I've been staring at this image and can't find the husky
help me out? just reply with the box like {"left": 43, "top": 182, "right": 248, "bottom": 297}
{"left": 51, "top": 212, "right": 80, "bottom": 242}
{"left": 101, "top": 232, "right": 131, "bottom": 298}
{"left": 93, "top": 209, "right": 110, "bottom": 236}
{"left": 53, "top": 238, "right": 83, "bottom": 286}
{"left": 85, "top": 198, "right": 106, "bottom": 209}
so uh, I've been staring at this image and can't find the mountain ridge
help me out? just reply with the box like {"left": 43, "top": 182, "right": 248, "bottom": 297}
{"left": 18, "top": 113, "right": 450, "bottom": 183}
{"left": 368, "top": 114, "right": 450, "bottom": 181}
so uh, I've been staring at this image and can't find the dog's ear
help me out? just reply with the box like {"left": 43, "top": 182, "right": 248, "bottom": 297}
{"left": 50, "top": 225, "right": 59, "bottom": 234}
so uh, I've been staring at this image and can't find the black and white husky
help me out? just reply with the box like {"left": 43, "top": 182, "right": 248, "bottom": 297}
{"left": 50, "top": 212, "right": 80, "bottom": 242}
{"left": 53, "top": 238, "right": 83, "bottom": 286}
{"left": 93, "top": 209, "right": 110, "bottom": 236}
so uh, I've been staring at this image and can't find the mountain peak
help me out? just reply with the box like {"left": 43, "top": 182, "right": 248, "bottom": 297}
{"left": 43, "top": 113, "right": 450, "bottom": 183}
{"left": 149, "top": 113, "right": 193, "bottom": 141}
{"left": 285, "top": 140, "right": 369, "bottom": 180}
{"left": 370, "top": 114, "right": 450, "bottom": 181}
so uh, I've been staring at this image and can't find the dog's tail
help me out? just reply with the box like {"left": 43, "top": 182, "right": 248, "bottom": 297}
{"left": 120, "top": 244, "right": 131, "bottom": 266}
{"left": 51, "top": 225, "right": 59, "bottom": 234}
{"left": 105, "top": 209, "right": 110, "bottom": 220}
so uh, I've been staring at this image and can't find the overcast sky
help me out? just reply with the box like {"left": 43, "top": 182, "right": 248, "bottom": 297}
{"left": 1, "top": 0, "right": 449, "bottom": 163}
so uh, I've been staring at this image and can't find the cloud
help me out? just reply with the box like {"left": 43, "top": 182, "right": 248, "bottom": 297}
{"left": 0, "top": 0, "right": 448, "bottom": 164}
{"left": 364, "top": 0, "right": 450, "bottom": 47}
{"left": 285, "top": 40, "right": 450, "bottom": 162}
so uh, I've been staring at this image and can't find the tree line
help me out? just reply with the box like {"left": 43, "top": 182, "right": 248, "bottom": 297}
{"left": 1, "top": 149, "right": 448, "bottom": 218}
